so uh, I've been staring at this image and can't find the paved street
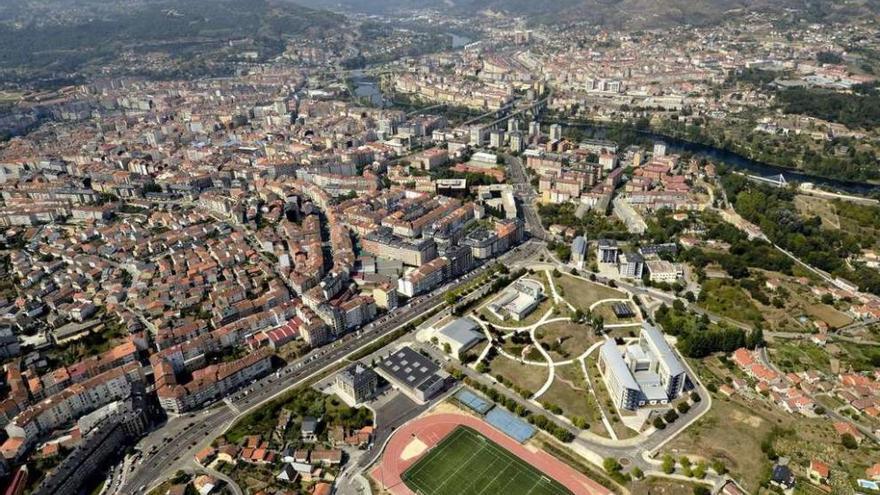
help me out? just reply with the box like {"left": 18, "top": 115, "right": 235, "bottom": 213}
{"left": 117, "top": 236, "right": 737, "bottom": 494}
{"left": 118, "top": 241, "right": 543, "bottom": 494}
{"left": 504, "top": 154, "right": 546, "bottom": 240}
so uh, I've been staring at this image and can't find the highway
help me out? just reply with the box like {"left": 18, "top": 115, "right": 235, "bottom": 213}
{"left": 117, "top": 240, "right": 544, "bottom": 494}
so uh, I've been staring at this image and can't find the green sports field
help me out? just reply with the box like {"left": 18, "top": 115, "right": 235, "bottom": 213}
{"left": 401, "top": 426, "right": 572, "bottom": 495}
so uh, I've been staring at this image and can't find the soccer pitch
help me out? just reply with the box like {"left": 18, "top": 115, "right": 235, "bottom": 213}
{"left": 401, "top": 426, "right": 572, "bottom": 495}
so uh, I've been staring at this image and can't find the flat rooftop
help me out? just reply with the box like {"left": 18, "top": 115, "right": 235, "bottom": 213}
{"left": 377, "top": 346, "right": 440, "bottom": 390}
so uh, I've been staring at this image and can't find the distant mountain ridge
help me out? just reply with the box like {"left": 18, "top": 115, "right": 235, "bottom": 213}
{"left": 298, "top": 0, "right": 880, "bottom": 27}
{"left": 0, "top": 0, "right": 345, "bottom": 86}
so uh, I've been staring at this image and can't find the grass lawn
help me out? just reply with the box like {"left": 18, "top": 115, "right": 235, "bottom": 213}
{"left": 814, "top": 393, "right": 846, "bottom": 412}
{"left": 698, "top": 279, "right": 763, "bottom": 325}
{"left": 0, "top": 91, "right": 22, "bottom": 103}
{"left": 539, "top": 365, "right": 601, "bottom": 429}
{"left": 794, "top": 195, "right": 840, "bottom": 230}
{"left": 664, "top": 390, "right": 880, "bottom": 493}
{"left": 534, "top": 321, "right": 598, "bottom": 361}
{"left": 479, "top": 295, "right": 554, "bottom": 328}
{"left": 773, "top": 417, "right": 880, "bottom": 489}
{"left": 803, "top": 303, "right": 853, "bottom": 329}
{"left": 592, "top": 300, "right": 640, "bottom": 325}
{"left": 584, "top": 352, "right": 636, "bottom": 439}
{"left": 749, "top": 268, "right": 852, "bottom": 332}
{"left": 770, "top": 338, "right": 832, "bottom": 374}
{"left": 487, "top": 354, "right": 548, "bottom": 398}
{"left": 500, "top": 337, "right": 529, "bottom": 359}
{"left": 49, "top": 314, "right": 127, "bottom": 367}
{"left": 795, "top": 195, "right": 880, "bottom": 249}
{"left": 222, "top": 461, "right": 282, "bottom": 494}
{"left": 554, "top": 274, "right": 626, "bottom": 312}
{"left": 629, "top": 477, "right": 706, "bottom": 495}
{"left": 834, "top": 341, "right": 880, "bottom": 372}
{"left": 402, "top": 426, "right": 572, "bottom": 495}
{"left": 663, "top": 397, "right": 775, "bottom": 493}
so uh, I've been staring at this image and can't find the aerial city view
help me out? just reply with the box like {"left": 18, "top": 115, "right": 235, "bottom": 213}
{"left": 1, "top": 0, "right": 880, "bottom": 494}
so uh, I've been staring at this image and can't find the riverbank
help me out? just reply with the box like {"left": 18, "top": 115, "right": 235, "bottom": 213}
{"left": 546, "top": 118, "right": 880, "bottom": 197}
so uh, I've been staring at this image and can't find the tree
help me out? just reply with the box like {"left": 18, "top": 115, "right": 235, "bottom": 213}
{"left": 603, "top": 457, "right": 622, "bottom": 473}
{"left": 592, "top": 315, "right": 605, "bottom": 335}
{"left": 653, "top": 417, "right": 666, "bottom": 430}
{"left": 664, "top": 409, "right": 679, "bottom": 423}
{"left": 676, "top": 402, "right": 691, "bottom": 414}
{"left": 693, "top": 487, "right": 711, "bottom": 495}
{"left": 631, "top": 466, "right": 644, "bottom": 479}
{"left": 444, "top": 292, "right": 460, "bottom": 305}
{"left": 747, "top": 327, "right": 765, "bottom": 349}
{"left": 680, "top": 456, "right": 692, "bottom": 473}
{"left": 816, "top": 51, "right": 843, "bottom": 65}
{"left": 662, "top": 454, "right": 676, "bottom": 474}
{"left": 171, "top": 471, "right": 190, "bottom": 485}
{"left": 693, "top": 461, "right": 707, "bottom": 479}
{"left": 821, "top": 293, "right": 835, "bottom": 305}
{"left": 712, "top": 459, "right": 727, "bottom": 475}
{"left": 841, "top": 433, "right": 859, "bottom": 450}
{"left": 442, "top": 342, "right": 452, "bottom": 355}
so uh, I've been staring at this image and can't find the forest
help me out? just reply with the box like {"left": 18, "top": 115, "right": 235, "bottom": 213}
{"left": 722, "top": 174, "right": 880, "bottom": 296}
{"left": 0, "top": 0, "right": 342, "bottom": 85}
{"left": 776, "top": 86, "right": 880, "bottom": 130}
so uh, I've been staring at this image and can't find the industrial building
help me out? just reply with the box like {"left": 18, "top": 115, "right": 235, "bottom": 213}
{"left": 375, "top": 346, "right": 448, "bottom": 404}
{"left": 435, "top": 318, "right": 485, "bottom": 358}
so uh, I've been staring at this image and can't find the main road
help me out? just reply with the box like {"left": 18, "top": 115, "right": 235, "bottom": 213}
{"left": 504, "top": 153, "right": 546, "bottom": 240}
{"left": 118, "top": 241, "right": 543, "bottom": 494}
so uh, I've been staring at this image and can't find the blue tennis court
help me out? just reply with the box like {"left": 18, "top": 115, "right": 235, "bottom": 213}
{"left": 485, "top": 407, "right": 535, "bottom": 443}
{"left": 455, "top": 389, "right": 492, "bottom": 414}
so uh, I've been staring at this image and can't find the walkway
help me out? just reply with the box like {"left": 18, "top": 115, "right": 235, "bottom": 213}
{"left": 471, "top": 267, "right": 646, "bottom": 437}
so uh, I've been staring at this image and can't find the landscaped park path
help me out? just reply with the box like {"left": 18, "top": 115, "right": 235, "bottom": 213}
{"left": 469, "top": 269, "right": 649, "bottom": 438}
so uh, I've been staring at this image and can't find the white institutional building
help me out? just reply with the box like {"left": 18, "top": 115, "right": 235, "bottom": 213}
{"left": 598, "top": 324, "right": 687, "bottom": 410}
{"left": 487, "top": 279, "right": 544, "bottom": 321}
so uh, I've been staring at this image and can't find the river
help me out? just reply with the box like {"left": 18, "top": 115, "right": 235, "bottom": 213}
{"left": 554, "top": 121, "right": 880, "bottom": 196}
{"left": 449, "top": 33, "right": 472, "bottom": 49}
{"left": 350, "top": 70, "right": 388, "bottom": 108}
{"left": 349, "top": 33, "right": 471, "bottom": 109}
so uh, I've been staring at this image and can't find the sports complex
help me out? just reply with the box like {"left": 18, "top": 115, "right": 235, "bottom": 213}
{"left": 369, "top": 402, "right": 612, "bottom": 495}
{"left": 403, "top": 426, "right": 570, "bottom": 495}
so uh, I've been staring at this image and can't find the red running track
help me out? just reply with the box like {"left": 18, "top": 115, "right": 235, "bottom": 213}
{"left": 369, "top": 412, "right": 612, "bottom": 495}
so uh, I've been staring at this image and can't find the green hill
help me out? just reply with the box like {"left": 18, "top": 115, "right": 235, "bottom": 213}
{"left": 0, "top": 0, "right": 343, "bottom": 85}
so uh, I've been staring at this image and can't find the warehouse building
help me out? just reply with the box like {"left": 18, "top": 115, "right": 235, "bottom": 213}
{"left": 375, "top": 346, "right": 448, "bottom": 404}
